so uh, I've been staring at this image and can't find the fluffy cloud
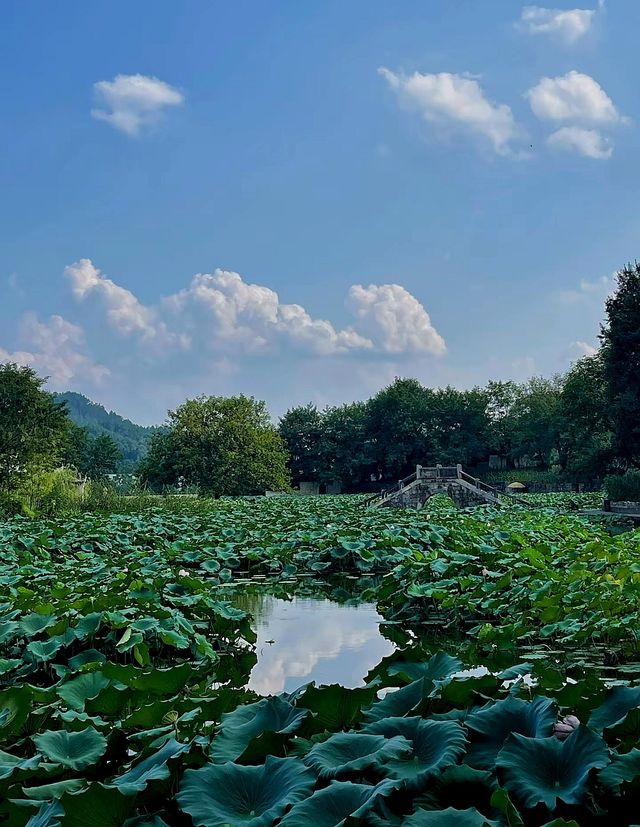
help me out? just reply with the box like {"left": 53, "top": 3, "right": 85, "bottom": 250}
{"left": 547, "top": 126, "right": 612, "bottom": 158}
{"left": 65, "top": 259, "right": 446, "bottom": 359}
{"left": 379, "top": 68, "right": 518, "bottom": 155}
{"left": 518, "top": 5, "right": 597, "bottom": 43}
{"left": 348, "top": 284, "right": 446, "bottom": 355}
{"left": 92, "top": 74, "right": 184, "bottom": 136}
{"left": 65, "top": 259, "right": 162, "bottom": 340}
{"left": 526, "top": 71, "right": 621, "bottom": 123}
{"left": 0, "top": 314, "right": 109, "bottom": 387}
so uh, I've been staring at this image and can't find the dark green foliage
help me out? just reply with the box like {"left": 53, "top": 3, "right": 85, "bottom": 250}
{"left": 605, "top": 470, "right": 640, "bottom": 501}
{"left": 55, "top": 392, "right": 155, "bottom": 472}
{"left": 601, "top": 263, "right": 640, "bottom": 464}
{"left": 138, "top": 394, "right": 290, "bottom": 495}
{"left": 0, "top": 363, "right": 69, "bottom": 490}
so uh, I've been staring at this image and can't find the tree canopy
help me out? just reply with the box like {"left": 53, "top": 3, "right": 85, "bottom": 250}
{"left": 139, "top": 395, "right": 290, "bottom": 495}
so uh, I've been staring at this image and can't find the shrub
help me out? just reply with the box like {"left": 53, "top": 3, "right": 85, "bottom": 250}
{"left": 604, "top": 470, "right": 640, "bottom": 502}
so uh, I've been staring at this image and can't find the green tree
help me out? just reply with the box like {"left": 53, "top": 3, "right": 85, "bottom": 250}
{"left": 508, "top": 377, "right": 566, "bottom": 470}
{"left": 0, "top": 363, "right": 69, "bottom": 491}
{"left": 484, "top": 380, "right": 522, "bottom": 465}
{"left": 139, "top": 395, "right": 290, "bottom": 495}
{"left": 561, "top": 353, "right": 613, "bottom": 482}
{"left": 365, "top": 378, "right": 435, "bottom": 480}
{"left": 430, "top": 387, "right": 491, "bottom": 466}
{"left": 86, "top": 433, "right": 121, "bottom": 479}
{"left": 320, "top": 402, "right": 372, "bottom": 490}
{"left": 601, "top": 262, "right": 640, "bottom": 465}
{"left": 278, "top": 404, "right": 324, "bottom": 483}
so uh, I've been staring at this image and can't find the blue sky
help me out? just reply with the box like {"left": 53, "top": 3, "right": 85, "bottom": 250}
{"left": 1, "top": 0, "right": 637, "bottom": 424}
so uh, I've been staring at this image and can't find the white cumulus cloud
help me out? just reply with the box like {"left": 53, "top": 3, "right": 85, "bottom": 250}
{"left": 518, "top": 5, "right": 598, "bottom": 43}
{"left": 0, "top": 314, "right": 109, "bottom": 387}
{"left": 547, "top": 126, "right": 612, "bottom": 158}
{"left": 92, "top": 74, "right": 184, "bottom": 136}
{"left": 64, "top": 260, "right": 446, "bottom": 359}
{"left": 379, "top": 67, "right": 519, "bottom": 155}
{"left": 526, "top": 71, "right": 621, "bottom": 123}
{"left": 348, "top": 283, "right": 446, "bottom": 355}
{"left": 65, "top": 259, "right": 162, "bottom": 340}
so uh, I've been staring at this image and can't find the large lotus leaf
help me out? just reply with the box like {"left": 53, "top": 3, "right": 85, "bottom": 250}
{"left": 364, "top": 679, "right": 433, "bottom": 723}
{"left": 105, "top": 738, "right": 190, "bottom": 795}
{"left": 0, "top": 657, "right": 21, "bottom": 674}
{"left": 33, "top": 727, "right": 108, "bottom": 771}
{"left": 57, "top": 783, "right": 135, "bottom": 827}
{"left": 588, "top": 685, "right": 640, "bottom": 731}
{"left": 496, "top": 727, "right": 609, "bottom": 809}
{"left": 211, "top": 696, "right": 309, "bottom": 762}
{"left": 56, "top": 672, "right": 110, "bottom": 711}
{"left": 26, "top": 638, "right": 64, "bottom": 662}
{"left": 19, "top": 614, "right": 56, "bottom": 636}
{"left": 25, "top": 801, "right": 63, "bottom": 827}
{"left": 413, "top": 764, "right": 497, "bottom": 814}
{"left": 387, "top": 653, "right": 463, "bottom": 686}
{"left": 0, "top": 748, "right": 40, "bottom": 780}
{"left": 599, "top": 747, "right": 640, "bottom": 791}
{"left": 280, "top": 780, "right": 393, "bottom": 827}
{"left": 297, "top": 683, "right": 378, "bottom": 734}
{"left": 465, "top": 695, "right": 556, "bottom": 769}
{"left": 177, "top": 755, "right": 316, "bottom": 827}
{"left": 304, "top": 732, "right": 412, "bottom": 779}
{"left": 364, "top": 717, "right": 467, "bottom": 787}
{"left": 21, "top": 778, "right": 86, "bottom": 799}
{"left": 0, "top": 685, "right": 35, "bottom": 737}
{"left": 402, "top": 807, "right": 499, "bottom": 826}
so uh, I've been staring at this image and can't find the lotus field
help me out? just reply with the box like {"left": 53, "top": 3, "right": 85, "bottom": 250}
{"left": 3, "top": 495, "right": 640, "bottom": 826}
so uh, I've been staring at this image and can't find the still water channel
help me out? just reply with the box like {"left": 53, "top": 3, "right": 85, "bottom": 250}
{"left": 230, "top": 591, "right": 396, "bottom": 694}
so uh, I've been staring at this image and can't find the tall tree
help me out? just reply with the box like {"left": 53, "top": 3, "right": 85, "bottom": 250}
{"left": 138, "top": 395, "right": 290, "bottom": 495}
{"left": 561, "top": 353, "right": 613, "bottom": 482}
{"left": 320, "top": 402, "right": 372, "bottom": 490}
{"left": 601, "top": 262, "right": 640, "bottom": 465}
{"left": 508, "top": 377, "right": 566, "bottom": 470}
{"left": 365, "top": 378, "right": 435, "bottom": 480}
{"left": 0, "top": 363, "right": 69, "bottom": 490}
{"left": 278, "top": 404, "right": 324, "bottom": 483}
{"left": 430, "top": 387, "right": 491, "bottom": 466}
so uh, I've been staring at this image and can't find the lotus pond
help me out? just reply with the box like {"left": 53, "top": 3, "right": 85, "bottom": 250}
{"left": 2, "top": 494, "right": 640, "bottom": 826}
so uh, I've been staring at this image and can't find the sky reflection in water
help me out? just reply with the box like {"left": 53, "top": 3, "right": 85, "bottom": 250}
{"left": 231, "top": 592, "right": 395, "bottom": 694}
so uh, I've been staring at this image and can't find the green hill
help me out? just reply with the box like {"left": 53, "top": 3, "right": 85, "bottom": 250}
{"left": 55, "top": 392, "right": 156, "bottom": 471}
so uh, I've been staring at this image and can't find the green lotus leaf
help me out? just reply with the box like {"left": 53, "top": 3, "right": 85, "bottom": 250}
{"left": 387, "top": 652, "right": 463, "bottom": 685}
{"left": 304, "top": 732, "right": 412, "bottom": 779}
{"left": 599, "top": 747, "right": 640, "bottom": 791}
{"left": 26, "top": 638, "right": 64, "bottom": 662}
{"left": 297, "top": 683, "right": 378, "bottom": 734}
{"left": 414, "top": 764, "right": 497, "bottom": 815}
{"left": 402, "top": 807, "right": 499, "bottom": 826}
{"left": 25, "top": 801, "right": 64, "bottom": 827}
{"left": 364, "top": 679, "right": 433, "bottom": 723}
{"left": 21, "top": 778, "right": 86, "bottom": 799}
{"left": 105, "top": 738, "right": 190, "bottom": 795}
{"left": 0, "top": 657, "right": 22, "bottom": 674}
{"left": 57, "top": 783, "right": 135, "bottom": 827}
{"left": 466, "top": 695, "right": 556, "bottom": 769}
{"left": 73, "top": 612, "right": 103, "bottom": 639}
{"left": 588, "top": 685, "right": 640, "bottom": 731}
{"left": 177, "top": 755, "right": 316, "bottom": 827}
{"left": 0, "top": 685, "right": 35, "bottom": 737}
{"left": 496, "top": 727, "right": 609, "bottom": 809}
{"left": 0, "top": 748, "right": 40, "bottom": 780}
{"left": 280, "top": 780, "right": 393, "bottom": 827}
{"left": 56, "top": 672, "right": 111, "bottom": 711}
{"left": 364, "top": 717, "right": 467, "bottom": 787}
{"left": 19, "top": 613, "right": 56, "bottom": 636}
{"left": 211, "top": 695, "right": 309, "bottom": 763}
{"left": 33, "top": 727, "right": 108, "bottom": 771}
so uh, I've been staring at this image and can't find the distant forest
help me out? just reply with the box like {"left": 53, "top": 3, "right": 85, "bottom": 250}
{"left": 54, "top": 392, "right": 156, "bottom": 471}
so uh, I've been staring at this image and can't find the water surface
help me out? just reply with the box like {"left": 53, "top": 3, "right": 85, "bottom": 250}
{"left": 231, "top": 591, "right": 395, "bottom": 694}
